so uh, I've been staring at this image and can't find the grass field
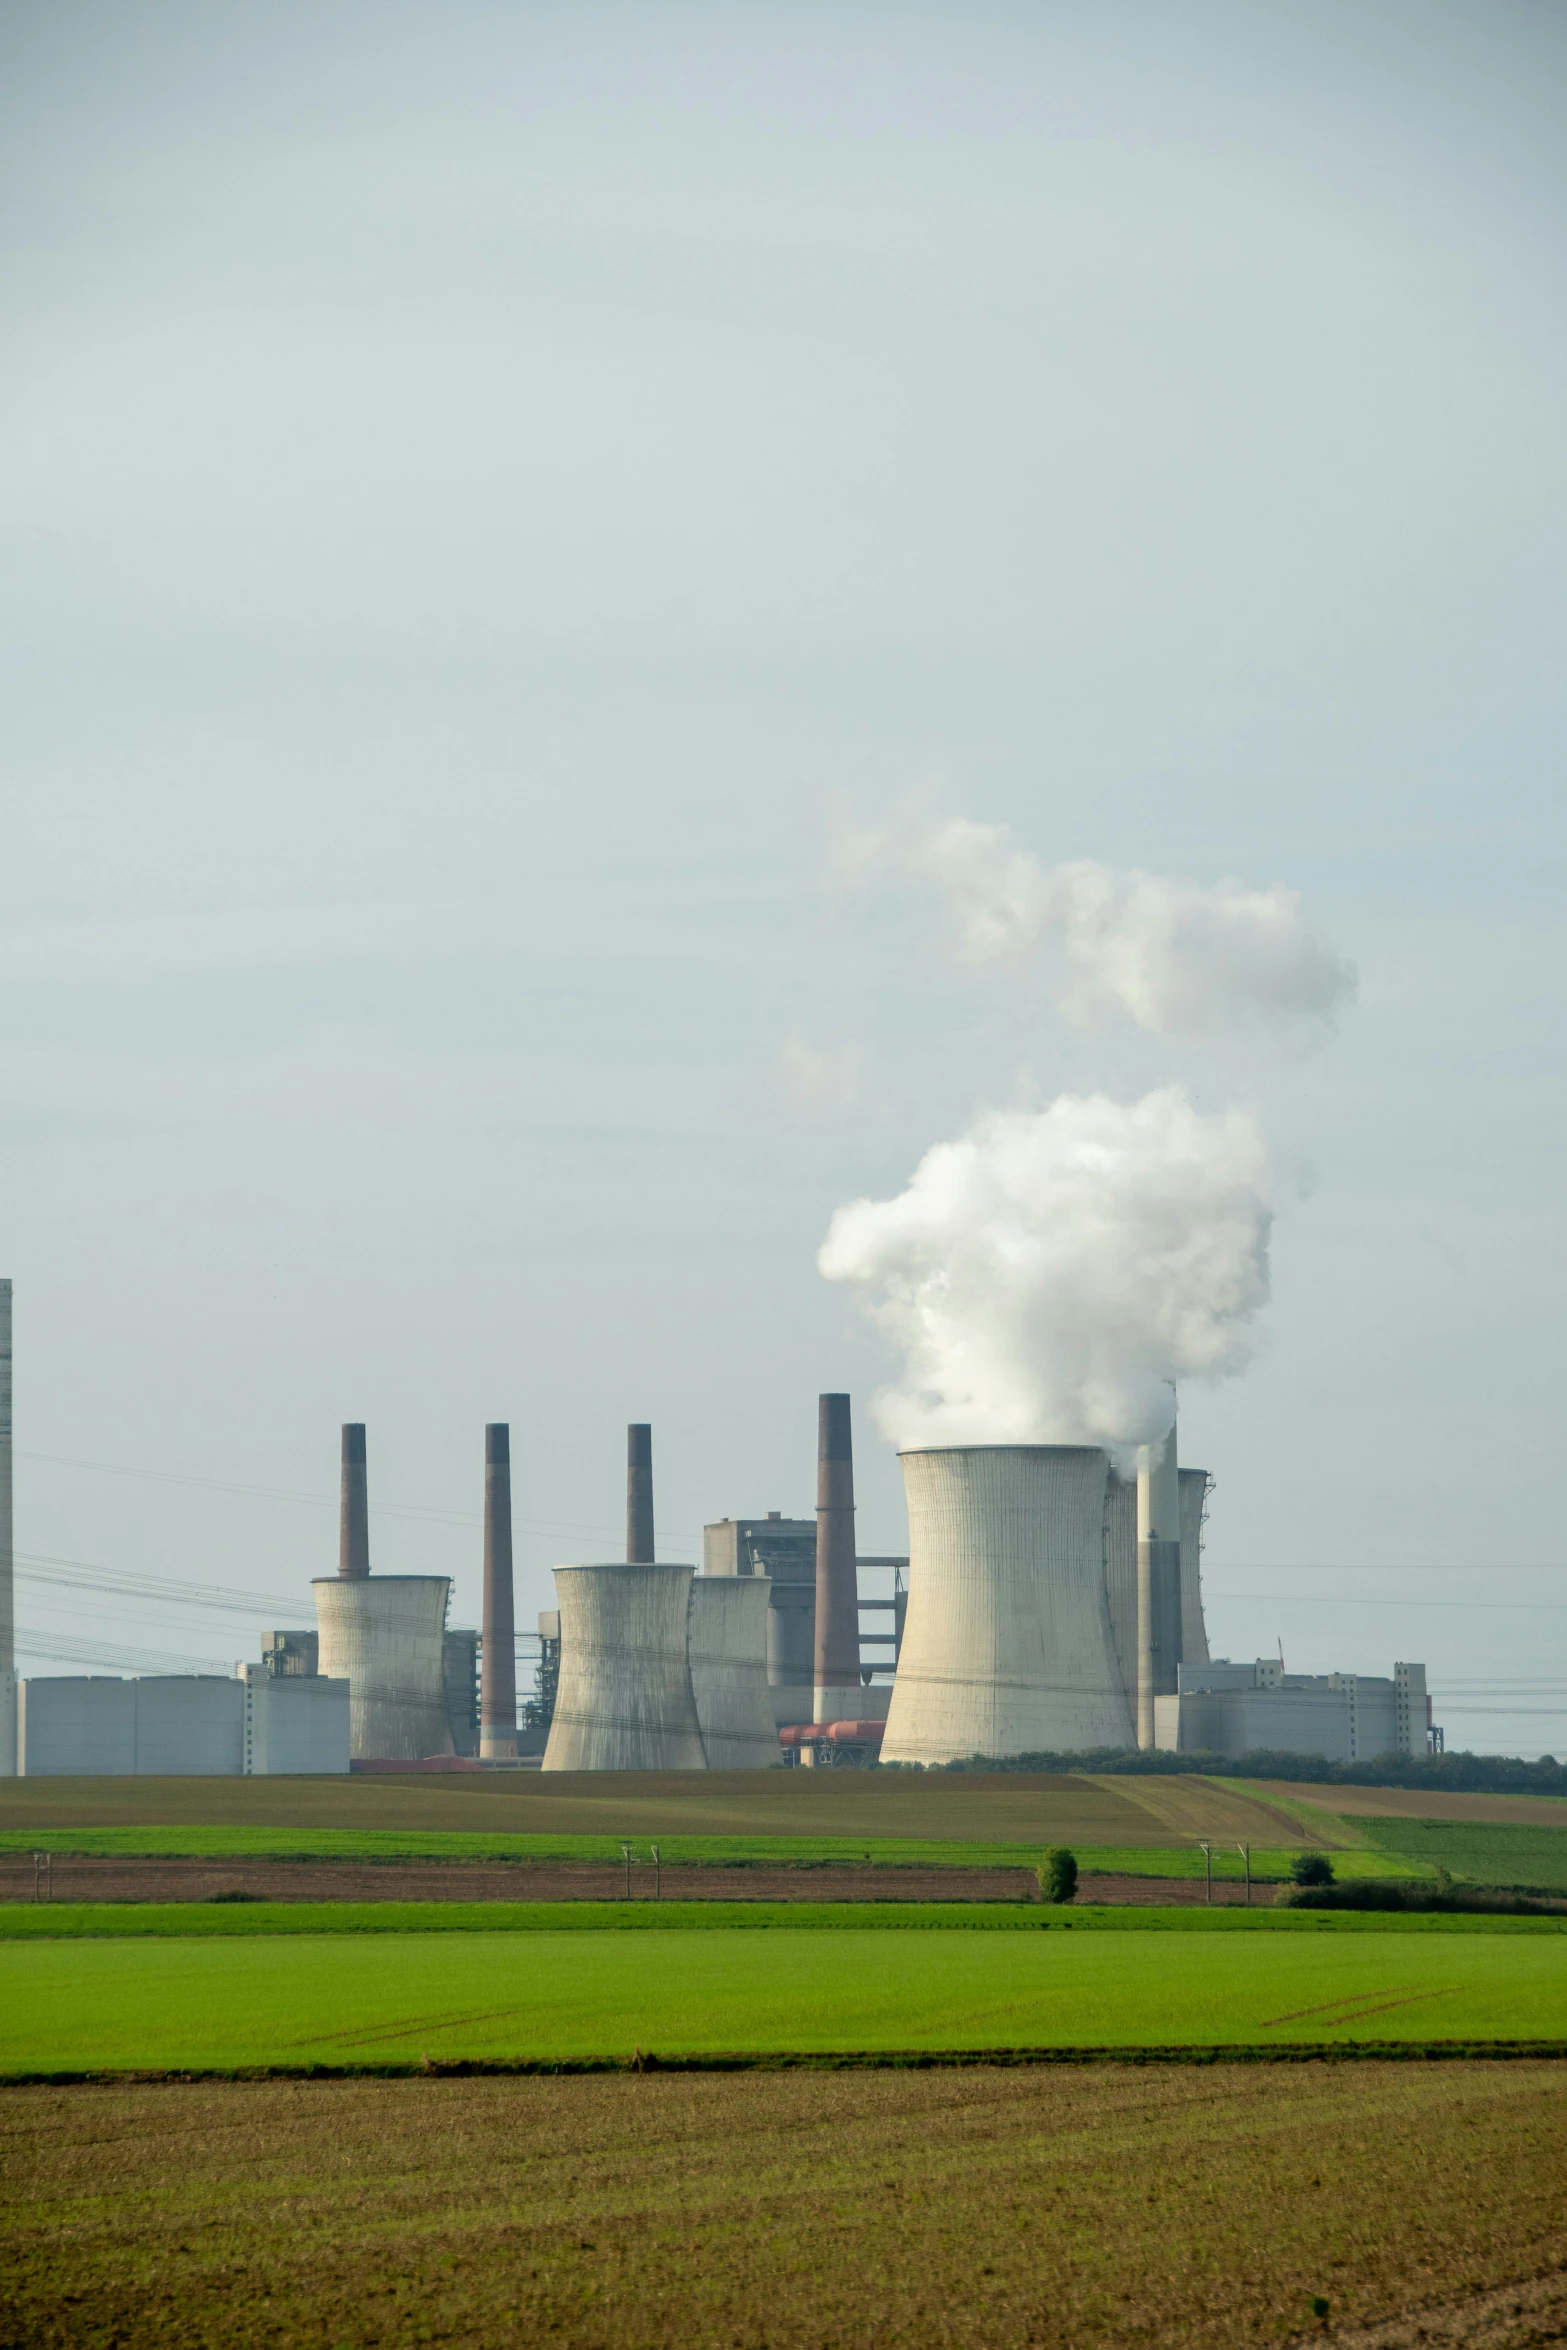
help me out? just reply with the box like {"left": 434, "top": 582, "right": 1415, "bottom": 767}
{"left": 5, "top": 1900, "right": 1560, "bottom": 1941}
{"left": 1357, "top": 1815, "right": 1567, "bottom": 1891}
{"left": 0, "top": 1824, "right": 1427, "bottom": 1881}
{"left": 6, "top": 2062, "right": 1567, "bottom": 2347}
{"left": 4, "top": 1920, "right": 1564, "bottom": 2071}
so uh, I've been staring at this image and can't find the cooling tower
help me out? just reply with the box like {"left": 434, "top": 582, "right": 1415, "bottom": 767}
{"left": 1178, "top": 1466, "right": 1212, "bottom": 1666}
{"left": 541, "top": 1563, "right": 707, "bottom": 1771}
{"left": 480, "top": 1423, "right": 517, "bottom": 1759}
{"left": 313, "top": 1575, "right": 456, "bottom": 1761}
{"left": 687, "top": 1577, "right": 777, "bottom": 1769}
{"left": 881, "top": 1447, "right": 1134, "bottom": 1765}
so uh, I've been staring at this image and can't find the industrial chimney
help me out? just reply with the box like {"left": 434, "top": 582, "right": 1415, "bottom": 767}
{"left": 480, "top": 1423, "right": 517, "bottom": 1760}
{"left": 881, "top": 1446, "right": 1134, "bottom": 1765}
{"left": 626, "top": 1424, "right": 654, "bottom": 1563}
{"left": 1135, "top": 1419, "right": 1182, "bottom": 1747}
{"left": 0, "top": 1278, "right": 13, "bottom": 1778}
{"left": 813, "top": 1394, "right": 859, "bottom": 1726}
{"left": 339, "top": 1423, "right": 370, "bottom": 1578}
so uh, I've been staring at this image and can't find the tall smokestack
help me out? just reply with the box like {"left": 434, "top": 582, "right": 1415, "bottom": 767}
{"left": 626, "top": 1424, "right": 654, "bottom": 1563}
{"left": 339, "top": 1423, "right": 370, "bottom": 1579}
{"left": 1135, "top": 1416, "right": 1182, "bottom": 1747}
{"left": 480, "top": 1423, "right": 517, "bottom": 1759}
{"left": 813, "top": 1393, "right": 859, "bottom": 1725}
{"left": 0, "top": 1279, "right": 13, "bottom": 1777}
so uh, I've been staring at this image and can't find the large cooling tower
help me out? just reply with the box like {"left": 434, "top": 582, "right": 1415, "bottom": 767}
{"left": 1178, "top": 1466, "right": 1212, "bottom": 1666}
{"left": 687, "top": 1577, "right": 777, "bottom": 1769}
{"left": 881, "top": 1447, "right": 1134, "bottom": 1765}
{"left": 0, "top": 1278, "right": 12, "bottom": 1778}
{"left": 313, "top": 1575, "right": 455, "bottom": 1761}
{"left": 541, "top": 1563, "right": 707, "bottom": 1771}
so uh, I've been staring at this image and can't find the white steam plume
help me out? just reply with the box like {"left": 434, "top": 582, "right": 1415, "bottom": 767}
{"left": 904, "top": 818, "right": 1355, "bottom": 1039}
{"left": 819, "top": 1086, "right": 1273, "bottom": 1452}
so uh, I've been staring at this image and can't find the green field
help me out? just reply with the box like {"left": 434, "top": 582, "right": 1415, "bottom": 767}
{"left": 1358, "top": 1815, "right": 1567, "bottom": 1890}
{"left": 4, "top": 1921, "right": 1563, "bottom": 2072}
{"left": 0, "top": 1824, "right": 1426, "bottom": 1880}
{"left": 5, "top": 1900, "right": 1559, "bottom": 1941}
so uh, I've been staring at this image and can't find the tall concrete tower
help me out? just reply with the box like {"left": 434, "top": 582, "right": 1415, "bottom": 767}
{"left": 812, "top": 1394, "right": 859, "bottom": 1726}
{"left": 480, "top": 1423, "right": 517, "bottom": 1760}
{"left": 626, "top": 1424, "right": 654, "bottom": 1563}
{"left": 0, "top": 1279, "right": 13, "bottom": 1776}
{"left": 1135, "top": 1416, "right": 1183, "bottom": 1748}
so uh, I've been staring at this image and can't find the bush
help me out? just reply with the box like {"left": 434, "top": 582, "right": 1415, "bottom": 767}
{"left": 1039, "top": 1847, "right": 1078, "bottom": 1904}
{"left": 1286, "top": 1879, "right": 1563, "bottom": 1915}
{"left": 1290, "top": 1853, "right": 1335, "bottom": 1888}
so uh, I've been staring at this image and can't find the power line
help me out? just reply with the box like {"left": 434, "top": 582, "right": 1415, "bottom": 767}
{"left": 1211, "top": 1594, "right": 1567, "bottom": 1611}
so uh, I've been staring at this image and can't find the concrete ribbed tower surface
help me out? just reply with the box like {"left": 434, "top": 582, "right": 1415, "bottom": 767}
{"left": 812, "top": 1393, "right": 859, "bottom": 1726}
{"left": 480, "top": 1423, "right": 517, "bottom": 1759}
{"left": 313, "top": 1422, "right": 455, "bottom": 1762}
{"left": 687, "top": 1578, "right": 776, "bottom": 1768}
{"left": 881, "top": 1446, "right": 1135, "bottom": 1766}
{"left": 542, "top": 1562, "right": 706, "bottom": 1771}
{"left": 0, "top": 1279, "right": 13, "bottom": 1776}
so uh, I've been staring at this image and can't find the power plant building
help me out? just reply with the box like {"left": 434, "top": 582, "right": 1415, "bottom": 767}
{"left": 1157, "top": 1658, "right": 1430, "bottom": 1763}
{"left": 15, "top": 1668, "right": 349, "bottom": 1776}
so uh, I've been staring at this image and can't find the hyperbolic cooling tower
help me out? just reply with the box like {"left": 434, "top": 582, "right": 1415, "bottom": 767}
{"left": 311, "top": 1423, "right": 455, "bottom": 1762}
{"left": 687, "top": 1577, "right": 777, "bottom": 1768}
{"left": 0, "top": 1278, "right": 13, "bottom": 1778}
{"left": 541, "top": 1563, "right": 707, "bottom": 1771}
{"left": 881, "top": 1446, "right": 1135, "bottom": 1765}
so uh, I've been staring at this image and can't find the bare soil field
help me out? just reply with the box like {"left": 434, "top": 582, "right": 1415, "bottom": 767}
{"left": 0, "top": 1854, "right": 1272, "bottom": 1906}
{"left": 1258, "top": 1783, "right": 1567, "bottom": 1829}
{"left": 0, "top": 1769, "right": 1317, "bottom": 1847}
{"left": 4, "top": 2061, "right": 1565, "bottom": 2347}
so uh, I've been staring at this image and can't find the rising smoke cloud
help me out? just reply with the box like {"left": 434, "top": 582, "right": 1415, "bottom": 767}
{"left": 818, "top": 1086, "right": 1274, "bottom": 1452}
{"left": 895, "top": 818, "right": 1356, "bottom": 1039}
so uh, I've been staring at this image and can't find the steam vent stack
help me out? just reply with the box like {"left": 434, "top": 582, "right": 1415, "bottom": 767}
{"left": 480, "top": 1423, "right": 518, "bottom": 1760}
{"left": 687, "top": 1578, "right": 776, "bottom": 1768}
{"left": 1135, "top": 1425, "right": 1182, "bottom": 1748}
{"left": 813, "top": 1393, "right": 860, "bottom": 1728}
{"left": 626, "top": 1423, "right": 654, "bottom": 1563}
{"left": 541, "top": 1562, "right": 706, "bottom": 1771}
{"left": 881, "top": 1446, "right": 1134, "bottom": 1766}
{"left": 313, "top": 1423, "right": 455, "bottom": 1762}
{"left": 0, "top": 1279, "right": 13, "bottom": 1778}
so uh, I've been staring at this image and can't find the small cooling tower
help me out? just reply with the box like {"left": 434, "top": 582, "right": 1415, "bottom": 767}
{"left": 313, "top": 1575, "right": 455, "bottom": 1761}
{"left": 1178, "top": 1466, "right": 1212, "bottom": 1666}
{"left": 687, "top": 1577, "right": 777, "bottom": 1769}
{"left": 541, "top": 1563, "right": 707, "bottom": 1771}
{"left": 881, "top": 1446, "right": 1134, "bottom": 1765}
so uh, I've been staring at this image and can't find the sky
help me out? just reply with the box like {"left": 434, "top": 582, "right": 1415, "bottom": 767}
{"left": 2, "top": 0, "right": 1564, "bottom": 1754}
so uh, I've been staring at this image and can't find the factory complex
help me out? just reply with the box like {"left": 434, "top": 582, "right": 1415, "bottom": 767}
{"left": 0, "top": 1281, "right": 1439, "bottom": 1776}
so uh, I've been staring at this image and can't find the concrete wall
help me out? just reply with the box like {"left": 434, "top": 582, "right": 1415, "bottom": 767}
{"left": 238, "top": 1665, "right": 351, "bottom": 1774}
{"left": 686, "top": 1577, "right": 777, "bottom": 1768}
{"left": 18, "top": 1676, "right": 243, "bottom": 1775}
{"left": 542, "top": 1562, "right": 706, "bottom": 1771}
{"left": 313, "top": 1576, "right": 455, "bottom": 1762}
{"left": 882, "top": 1447, "right": 1136, "bottom": 1766}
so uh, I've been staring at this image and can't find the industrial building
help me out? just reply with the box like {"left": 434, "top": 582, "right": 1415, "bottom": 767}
{"left": 1156, "top": 1657, "right": 1432, "bottom": 1763}
{"left": 15, "top": 1666, "right": 349, "bottom": 1776}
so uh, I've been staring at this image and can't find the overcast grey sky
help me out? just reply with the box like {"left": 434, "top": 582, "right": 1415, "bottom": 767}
{"left": 3, "top": 1, "right": 1564, "bottom": 1752}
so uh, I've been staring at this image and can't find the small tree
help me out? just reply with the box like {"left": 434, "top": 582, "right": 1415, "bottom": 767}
{"left": 1039, "top": 1847, "right": 1078, "bottom": 1904}
{"left": 1290, "top": 1852, "right": 1335, "bottom": 1888}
